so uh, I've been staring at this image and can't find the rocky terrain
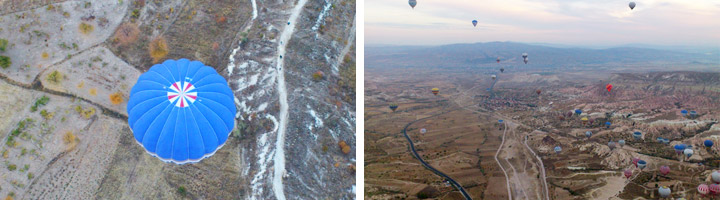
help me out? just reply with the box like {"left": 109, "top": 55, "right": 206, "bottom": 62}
{"left": 0, "top": 0, "right": 355, "bottom": 199}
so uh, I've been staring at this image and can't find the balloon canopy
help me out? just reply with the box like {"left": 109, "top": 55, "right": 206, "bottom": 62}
{"left": 128, "top": 59, "right": 236, "bottom": 164}
{"left": 705, "top": 140, "right": 714, "bottom": 147}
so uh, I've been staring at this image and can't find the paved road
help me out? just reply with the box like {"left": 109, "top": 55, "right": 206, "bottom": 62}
{"left": 401, "top": 109, "right": 473, "bottom": 200}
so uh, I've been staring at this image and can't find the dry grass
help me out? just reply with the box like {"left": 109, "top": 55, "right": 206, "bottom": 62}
{"left": 114, "top": 23, "right": 140, "bottom": 46}
{"left": 109, "top": 92, "right": 124, "bottom": 105}
{"left": 89, "top": 88, "right": 97, "bottom": 96}
{"left": 338, "top": 140, "right": 350, "bottom": 154}
{"left": 63, "top": 131, "right": 78, "bottom": 151}
{"left": 149, "top": 37, "right": 169, "bottom": 63}
{"left": 79, "top": 22, "right": 94, "bottom": 35}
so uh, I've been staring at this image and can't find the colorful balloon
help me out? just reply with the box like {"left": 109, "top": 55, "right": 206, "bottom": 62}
{"left": 698, "top": 184, "right": 709, "bottom": 195}
{"left": 632, "top": 158, "right": 640, "bottom": 167}
{"left": 629, "top": 2, "right": 636, "bottom": 10}
{"left": 431, "top": 88, "right": 439, "bottom": 96}
{"left": 409, "top": 0, "right": 417, "bottom": 9}
{"left": 660, "top": 165, "right": 670, "bottom": 175}
{"left": 710, "top": 184, "right": 720, "bottom": 194}
{"left": 624, "top": 169, "right": 632, "bottom": 178}
{"left": 633, "top": 131, "right": 642, "bottom": 140}
{"left": 606, "top": 84, "right": 613, "bottom": 92}
{"left": 585, "top": 131, "right": 592, "bottom": 138}
{"left": 637, "top": 160, "right": 647, "bottom": 169}
{"left": 705, "top": 140, "right": 714, "bottom": 147}
{"left": 472, "top": 20, "right": 478, "bottom": 27}
{"left": 658, "top": 186, "right": 671, "bottom": 198}
{"left": 674, "top": 144, "right": 687, "bottom": 155}
{"left": 618, "top": 140, "right": 626, "bottom": 147}
{"left": 420, "top": 128, "right": 426, "bottom": 134}
{"left": 554, "top": 146, "right": 562, "bottom": 153}
{"left": 684, "top": 148, "right": 694, "bottom": 157}
{"left": 389, "top": 103, "right": 399, "bottom": 112}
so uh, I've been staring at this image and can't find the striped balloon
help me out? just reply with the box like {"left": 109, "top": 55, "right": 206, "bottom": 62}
{"left": 710, "top": 184, "right": 720, "bottom": 194}
{"left": 698, "top": 184, "right": 709, "bottom": 195}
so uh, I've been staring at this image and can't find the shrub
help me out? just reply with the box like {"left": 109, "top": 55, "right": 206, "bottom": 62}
{"left": 89, "top": 88, "right": 97, "bottom": 96}
{"left": 7, "top": 164, "right": 16, "bottom": 171}
{"left": 78, "top": 22, "right": 94, "bottom": 35}
{"left": 0, "top": 38, "right": 8, "bottom": 52}
{"left": 109, "top": 92, "right": 124, "bottom": 105}
{"left": 0, "top": 56, "right": 11, "bottom": 69}
{"left": 63, "top": 131, "right": 75, "bottom": 144}
{"left": 149, "top": 37, "right": 169, "bottom": 63}
{"left": 42, "top": 52, "right": 49, "bottom": 59}
{"left": 27, "top": 172, "right": 34, "bottom": 179}
{"left": 114, "top": 23, "right": 140, "bottom": 46}
{"left": 177, "top": 186, "right": 187, "bottom": 196}
{"left": 46, "top": 70, "right": 63, "bottom": 84}
{"left": 338, "top": 141, "right": 350, "bottom": 154}
{"left": 312, "top": 71, "right": 324, "bottom": 81}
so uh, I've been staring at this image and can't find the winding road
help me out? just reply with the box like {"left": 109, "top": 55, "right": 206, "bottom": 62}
{"left": 401, "top": 110, "right": 473, "bottom": 200}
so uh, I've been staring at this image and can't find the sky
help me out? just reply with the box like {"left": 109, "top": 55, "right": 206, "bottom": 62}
{"left": 365, "top": 0, "right": 720, "bottom": 47}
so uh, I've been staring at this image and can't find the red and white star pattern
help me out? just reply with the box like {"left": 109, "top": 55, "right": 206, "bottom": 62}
{"left": 167, "top": 81, "right": 197, "bottom": 107}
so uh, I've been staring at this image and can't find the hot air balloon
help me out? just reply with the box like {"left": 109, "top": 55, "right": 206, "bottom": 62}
{"left": 608, "top": 141, "right": 616, "bottom": 150}
{"left": 657, "top": 137, "right": 664, "bottom": 143}
{"left": 690, "top": 111, "right": 698, "bottom": 118}
{"left": 409, "top": 0, "right": 417, "bottom": 9}
{"left": 660, "top": 165, "right": 670, "bottom": 175}
{"left": 624, "top": 169, "right": 632, "bottom": 178}
{"left": 566, "top": 111, "right": 573, "bottom": 118}
{"left": 522, "top": 53, "right": 528, "bottom": 59}
{"left": 605, "top": 122, "right": 612, "bottom": 129}
{"left": 658, "top": 186, "right": 671, "bottom": 198}
{"left": 633, "top": 131, "right": 642, "bottom": 140}
{"left": 684, "top": 148, "right": 694, "bottom": 158}
{"left": 389, "top": 103, "right": 399, "bottom": 112}
{"left": 681, "top": 109, "right": 688, "bottom": 116}
{"left": 498, "top": 119, "right": 504, "bottom": 124}
{"left": 472, "top": 20, "right": 478, "bottom": 27}
{"left": 606, "top": 84, "right": 613, "bottom": 92}
{"left": 491, "top": 75, "right": 497, "bottom": 80}
{"left": 536, "top": 89, "right": 542, "bottom": 95}
{"left": 588, "top": 118, "right": 594, "bottom": 125}
{"left": 632, "top": 158, "right": 640, "bottom": 167}
{"left": 629, "top": 2, "right": 636, "bottom": 10}
{"left": 710, "top": 184, "right": 720, "bottom": 194}
{"left": 698, "top": 184, "right": 709, "bottom": 195}
{"left": 674, "top": 144, "right": 687, "bottom": 155}
{"left": 431, "top": 88, "right": 439, "bottom": 96}
{"left": 128, "top": 59, "right": 236, "bottom": 164}
{"left": 662, "top": 138, "right": 670, "bottom": 144}
{"left": 713, "top": 171, "right": 720, "bottom": 183}
{"left": 420, "top": 128, "right": 427, "bottom": 134}
{"left": 637, "top": 160, "right": 647, "bottom": 169}
{"left": 575, "top": 109, "right": 582, "bottom": 115}
{"left": 523, "top": 58, "right": 528, "bottom": 64}
{"left": 554, "top": 146, "right": 562, "bottom": 153}
{"left": 705, "top": 140, "right": 714, "bottom": 148}
{"left": 500, "top": 67, "right": 505, "bottom": 73}
{"left": 585, "top": 131, "right": 592, "bottom": 138}
{"left": 581, "top": 117, "right": 588, "bottom": 125}
{"left": 618, "top": 140, "right": 626, "bottom": 147}
{"left": 496, "top": 57, "right": 501, "bottom": 63}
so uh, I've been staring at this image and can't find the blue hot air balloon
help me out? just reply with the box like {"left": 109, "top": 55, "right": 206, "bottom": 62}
{"left": 585, "top": 131, "right": 592, "bottom": 138}
{"left": 633, "top": 131, "right": 642, "bottom": 140}
{"left": 690, "top": 111, "right": 698, "bottom": 118}
{"left": 605, "top": 122, "right": 612, "bottom": 128}
{"left": 498, "top": 119, "right": 504, "bottom": 124}
{"left": 575, "top": 109, "right": 582, "bottom": 115}
{"left": 618, "top": 140, "right": 626, "bottom": 147}
{"left": 705, "top": 140, "right": 714, "bottom": 148}
{"left": 657, "top": 137, "right": 664, "bottom": 143}
{"left": 554, "top": 146, "right": 562, "bottom": 153}
{"left": 128, "top": 59, "right": 236, "bottom": 164}
{"left": 681, "top": 109, "right": 688, "bottom": 116}
{"left": 637, "top": 160, "right": 647, "bottom": 169}
{"left": 662, "top": 138, "right": 670, "bottom": 144}
{"left": 472, "top": 20, "right": 478, "bottom": 27}
{"left": 674, "top": 144, "right": 687, "bottom": 155}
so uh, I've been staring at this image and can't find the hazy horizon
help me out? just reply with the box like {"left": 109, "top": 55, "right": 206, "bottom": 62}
{"left": 366, "top": 0, "right": 720, "bottom": 47}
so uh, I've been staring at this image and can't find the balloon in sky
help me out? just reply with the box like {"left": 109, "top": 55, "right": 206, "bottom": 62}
{"left": 637, "top": 160, "right": 647, "bottom": 169}
{"left": 431, "top": 88, "right": 439, "bottom": 96}
{"left": 500, "top": 67, "right": 505, "bottom": 73}
{"left": 605, "top": 121, "right": 612, "bottom": 128}
{"left": 633, "top": 131, "right": 642, "bottom": 140}
{"left": 660, "top": 165, "right": 670, "bottom": 175}
{"left": 536, "top": 89, "right": 542, "bottom": 95}
{"left": 554, "top": 146, "right": 562, "bottom": 153}
{"left": 710, "top": 184, "right": 720, "bottom": 194}
{"left": 684, "top": 148, "right": 694, "bottom": 157}
{"left": 674, "top": 144, "right": 687, "bottom": 155}
{"left": 498, "top": 119, "right": 504, "bottom": 124}
{"left": 629, "top": 2, "right": 636, "bottom": 10}
{"left": 698, "top": 184, "right": 709, "bottom": 195}
{"left": 581, "top": 117, "right": 588, "bottom": 125}
{"left": 523, "top": 58, "right": 528, "bottom": 64}
{"left": 420, "top": 128, "right": 427, "bottom": 134}
{"left": 575, "top": 109, "right": 582, "bottom": 115}
{"left": 658, "top": 186, "right": 671, "bottom": 198}
{"left": 606, "top": 84, "right": 613, "bottom": 92}
{"left": 705, "top": 140, "right": 714, "bottom": 148}
{"left": 472, "top": 20, "right": 478, "bottom": 27}
{"left": 681, "top": 109, "right": 688, "bottom": 116}
{"left": 496, "top": 57, "right": 501, "bottom": 63}
{"left": 522, "top": 53, "right": 528, "bottom": 59}
{"left": 409, "top": 0, "right": 417, "bottom": 9}
{"left": 632, "top": 157, "right": 640, "bottom": 167}
{"left": 389, "top": 103, "right": 399, "bottom": 112}
{"left": 690, "top": 111, "right": 698, "bottom": 118}
{"left": 608, "top": 141, "right": 616, "bottom": 149}
{"left": 712, "top": 171, "right": 720, "bottom": 183}
{"left": 128, "top": 59, "right": 236, "bottom": 164}
{"left": 624, "top": 169, "right": 632, "bottom": 178}
{"left": 491, "top": 75, "right": 497, "bottom": 80}
{"left": 657, "top": 137, "right": 664, "bottom": 143}
{"left": 618, "top": 139, "right": 625, "bottom": 147}
{"left": 585, "top": 131, "right": 592, "bottom": 138}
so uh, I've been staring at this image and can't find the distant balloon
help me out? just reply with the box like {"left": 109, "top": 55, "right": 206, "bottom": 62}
{"left": 588, "top": 118, "right": 594, "bottom": 124}
{"left": 536, "top": 89, "right": 542, "bottom": 95}
{"left": 523, "top": 58, "right": 528, "bottom": 64}
{"left": 681, "top": 109, "right": 688, "bottom": 116}
{"left": 431, "top": 88, "right": 439, "bottom": 96}
{"left": 389, "top": 103, "right": 399, "bottom": 112}
{"left": 658, "top": 186, "right": 671, "bottom": 198}
{"left": 575, "top": 109, "right": 582, "bottom": 115}
{"left": 566, "top": 111, "right": 573, "bottom": 118}
{"left": 690, "top": 111, "right": 698, "bottom": 118}
{"left": 674, "top": 144, "right": 687, "bottom": 155}
{"left": 605, "top": 122, "right": 612, "bottom": 128}
{"left": 608, "top": 141, "right": 616, "bottom": 149}
{"left": 710, "top": 184, "right": 720, "bottom": 194}
{"left": 472, "top": 20, "right": 478, "bottom": 27}
{"left": 606, "top": 84, "right": 613, "bottom": 92}
{"left": 662, "top": 138, "right": 670, "bottom": 144}
{"left": 657, "top": 137, "right": 664, "bottom": 143}
{"left": 629, "top": 2, "right": 636, "bottom": 10}
{"left": 581, "top": 117, "right": 588, "bottom": 125}
{"left": 491, "top": 75, "right": 497, "bottom": 80}
{"left": 705, "top": 140, "right": 714, "bottom": 148}
{"left": 684, "top": 148, "right": 694, "bottom": 157}
{"left": 637, "top": 160, "right": 647, "bottom": 169}
{"left": 713, "top": 171, "right": 720, "bottom": 183}
{"left": 522, "top": 53, "right": 528, "bottom": 59}
{"left": 554, "top": 146, "right": 562, "bottom": 153}
{"left": 409, "top": 0, "right": 417, "bottom": 9}
{"left": 698, "top": 184, "right": 709, "bottom": 195}
{"left": 585, "top": 131, "right": 592, "bottom": 138}
{"left": 624, "top": 169, "right": 632, "bottom": 178}
{"left": 498, "top": 119, "right": 504, "bottom": 124}
{"left": 496, "top": 57, "right": 501, "bottom": 63}
{"left": 500, "top": 67, "right": 505, "bottom": 73}
{"left": 632, "top": 158, "right": 639, "bottom": 167}
{"left": 633, "top": 131, "right": 642, "bottom": 140}
{"left": 420, "top": 128, "right": 426, "bottom": 134}
{"left": 618, "top": 140, "right": 626, "bottom": 147}
{"left": 660, "top": 165, "right": 670, "bottom": 175}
